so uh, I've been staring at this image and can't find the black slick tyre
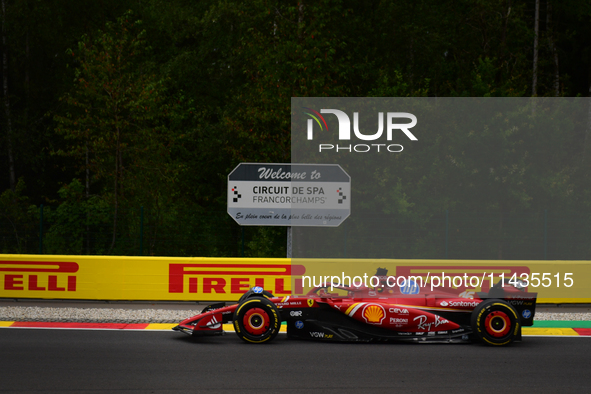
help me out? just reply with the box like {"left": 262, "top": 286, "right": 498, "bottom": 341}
{"left": 233, "top": 296, "right": 281, "bottom": 344}
{"left": 471, "top": 299, "right": 519, "bottom": 346}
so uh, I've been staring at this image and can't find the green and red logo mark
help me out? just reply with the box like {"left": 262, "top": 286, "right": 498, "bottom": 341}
{"left": 303, "top": 107, "right": 329, "bottom": 139}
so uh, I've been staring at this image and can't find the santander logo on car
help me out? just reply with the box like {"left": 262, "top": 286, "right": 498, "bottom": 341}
{"left": 440, "top": 300, "right": 479, "bottom": 308}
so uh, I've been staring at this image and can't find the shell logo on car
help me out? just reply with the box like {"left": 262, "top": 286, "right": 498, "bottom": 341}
{"left": 363, "top": 304, "right": 386, "bottom": 324}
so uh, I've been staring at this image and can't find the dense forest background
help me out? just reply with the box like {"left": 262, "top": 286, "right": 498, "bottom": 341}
{"left": 1, "top": 0, "right": 591, "bottom": 259}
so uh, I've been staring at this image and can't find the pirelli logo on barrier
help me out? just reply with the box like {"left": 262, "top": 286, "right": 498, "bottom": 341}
{"left": 168, "top": 263, "right": 307, "bottom": 295}
{"left": 0, "top": 256, "right": 589, "bottom": 302}
{"left": 1, "top": 261, "right": 78, "bottom": 292}
{"left": 395, "top": 265, "right": 530, "bottom": 292}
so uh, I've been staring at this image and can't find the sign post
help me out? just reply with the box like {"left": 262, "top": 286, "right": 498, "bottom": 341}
{"left": 227, "top": 163, "right": 351, "bottom": 227}
{"left": 286, "top": 226, "right": 292, "bottom": 258}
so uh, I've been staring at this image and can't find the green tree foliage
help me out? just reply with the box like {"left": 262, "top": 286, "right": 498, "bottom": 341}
{"left": 43, "top": 179, "right": 111, "bottom": 255}
{"left": 53, "top": 11, "right": 184, "bottom": 252}
{"left": 1, "top": 0, "right": 591, "bottom": 258}
{"left": 219, "top": 0, "right": 353, "bottom": 163}
{"left": 1, "top": 0, "right": 137, "bottom": 197}
{"left": 0, "top": 178, "right": 36, "bottom": 253}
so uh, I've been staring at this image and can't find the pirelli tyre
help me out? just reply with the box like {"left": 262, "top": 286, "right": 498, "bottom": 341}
{"left": 233, "top": 296, "right": 281, "bottom": 344}
{"left": 471, "top": 299, "right": 519, "bottom": 346}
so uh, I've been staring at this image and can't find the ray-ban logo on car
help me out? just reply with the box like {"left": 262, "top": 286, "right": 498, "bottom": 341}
{"left": 304, "top": 108, "right": 417, "bottom": 153}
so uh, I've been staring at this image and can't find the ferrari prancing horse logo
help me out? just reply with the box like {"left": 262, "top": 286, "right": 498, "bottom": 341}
{"left": 307, "top": 299, "right": 315, "bottom": 307}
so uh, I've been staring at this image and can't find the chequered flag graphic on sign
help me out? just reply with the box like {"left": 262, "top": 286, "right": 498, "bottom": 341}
{"left": 337, "top": 187, "right": 346, "bottom": 204}
{"left": 232, "top": 186, "right": 242, "bottom": 202}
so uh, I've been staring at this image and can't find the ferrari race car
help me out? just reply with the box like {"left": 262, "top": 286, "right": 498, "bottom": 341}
{"left": 173, "top": 269, "right": 537, "bottom": 346}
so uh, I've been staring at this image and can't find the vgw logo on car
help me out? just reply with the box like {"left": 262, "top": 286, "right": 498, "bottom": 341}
{"left": 303, "top": 108, "right": 417, "bottom": 153}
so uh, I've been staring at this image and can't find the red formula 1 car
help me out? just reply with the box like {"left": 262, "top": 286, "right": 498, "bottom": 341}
{"left": 173, "top": 269, "right": 537, "bottom": 346}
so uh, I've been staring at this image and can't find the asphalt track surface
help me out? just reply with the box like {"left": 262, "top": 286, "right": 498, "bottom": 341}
{"left": 0, "top": 329, "right": 590, "bottom": 394}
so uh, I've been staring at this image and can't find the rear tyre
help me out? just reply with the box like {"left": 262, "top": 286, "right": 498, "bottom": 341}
{"left": 471, "top": 299, "right": 519, "bottom": 346}
{"left": 233, "top": 296, "right": 281, "bottom": 344}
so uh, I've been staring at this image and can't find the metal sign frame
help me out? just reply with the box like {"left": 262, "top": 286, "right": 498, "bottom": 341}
{"left": 227, "top": 163, "right": 350, "bottom": 227}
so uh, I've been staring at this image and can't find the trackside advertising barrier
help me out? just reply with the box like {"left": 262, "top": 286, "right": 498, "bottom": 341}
{"left": 1, "top": 255, "right": 590, "bottom": 303}
{"left": 296, "top": 259, "right": 591, "bottom": 304}
{"left": 0, "top": 255, "right": 304, "bottom": 301}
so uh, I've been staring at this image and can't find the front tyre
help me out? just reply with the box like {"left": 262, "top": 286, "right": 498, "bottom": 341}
{"left": 233, "top": 296, "right": 281, "bottom": 344}
{"left": 471, "top": 299, "right": 519, "bottom": 346}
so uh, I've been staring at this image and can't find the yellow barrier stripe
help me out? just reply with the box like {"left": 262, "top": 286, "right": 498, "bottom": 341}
{"left": 145, "top": 323, "right": 177, "bottom": 330}
{"left": 538, "top": 298, "right": 591, "bottom": 303}
{"left": 0, "top": 321, "right": 14, "bottom": 327}
{"left": 522, "top": 327, "right": 579, "bottom": 336}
